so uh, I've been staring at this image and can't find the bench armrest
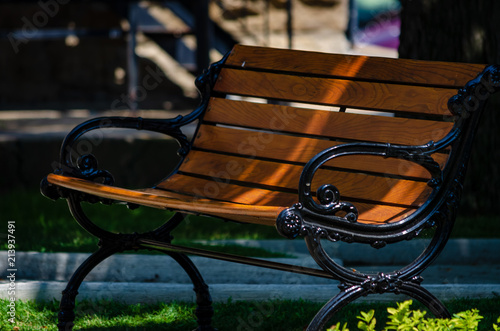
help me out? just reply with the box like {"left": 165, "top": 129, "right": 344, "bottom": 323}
{"left": 41, "top": 52, "right": 228, "bottom": 201}
{"left": 59, "top": 115, "right": 191, "bottom": 174}
{"left": 298, "top": 142, "right": 442, "bottom": 219}
{"left": 276, "top": 141, "right": 443, "bottom": 242}
{"left": 41, "top": 115, "right": 196, "bottom": 201}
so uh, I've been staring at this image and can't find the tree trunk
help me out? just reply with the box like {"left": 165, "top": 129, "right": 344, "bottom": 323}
{"left": 398, "top": 0, "right": 500, "bottom": 216}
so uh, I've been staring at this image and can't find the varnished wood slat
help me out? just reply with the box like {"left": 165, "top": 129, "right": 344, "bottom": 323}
{"left": 215, "top": 69, "right": 456, "bottom": 115}
{"left": 46, "top": 174, "right": 284, "bottom": 226}
{"left": 227, "top": 45, "right": 485, "bottom": 88}
{"left": 204, "top": 98, "right": 454, "bottom": 145}
{"left": 178, "top": 150, "right": 431, "bottom": 207}
{"left": 137, "top": 189, "right": 281, "bottom": 225}
{"left": 193, "top": 125, "right": 449, "bottom": 179}
{"left": 47, "top": 173, "right": 416, "bottom": 225}
{"left": 158, "top": 174, "right": 417, "bottom": 224}
{"left": 158, "top": 173, "right": 299, "bottom": 207}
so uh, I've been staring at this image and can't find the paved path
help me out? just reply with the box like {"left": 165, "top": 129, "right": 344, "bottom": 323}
{"left": 1, "top": 239, "right": 499, "bottom": 303}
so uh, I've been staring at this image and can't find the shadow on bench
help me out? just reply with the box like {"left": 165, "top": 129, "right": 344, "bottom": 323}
{"left": 41, "top": 45, "right": 500, "bottom": 330}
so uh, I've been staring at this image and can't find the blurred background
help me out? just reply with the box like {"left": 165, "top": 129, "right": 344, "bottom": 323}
{"left": 1, "top": 0, "right": 499, "bottom": 216}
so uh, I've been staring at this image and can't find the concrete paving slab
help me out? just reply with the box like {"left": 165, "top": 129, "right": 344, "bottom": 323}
{"left": 2, "top": 281, "right": 499, "bottom": 304}
{"left": 1, "top": 239, "right": 499, "bottom": 304}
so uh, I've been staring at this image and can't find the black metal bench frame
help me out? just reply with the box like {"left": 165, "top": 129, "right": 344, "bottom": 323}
{"left": 41, "top": 47, "right": 500, "bottom": 331}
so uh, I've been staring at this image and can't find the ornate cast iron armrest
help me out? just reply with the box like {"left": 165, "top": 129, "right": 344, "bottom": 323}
{"left": 41, "top": 51, "right": 229, "bottom": 201}
{"left": 276, "top": 141, "right": 443, "bottom": 240}
{"left": 40, "top": 114, "right": 195, "bottom": 202}
{"left": 60, "top": 115, "right": 192, "bottom": 175}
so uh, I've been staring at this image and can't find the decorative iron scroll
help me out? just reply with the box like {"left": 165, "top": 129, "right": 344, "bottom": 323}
{"left": 448, "top": 64, "right": 500, "bottom": 117}
{"left": 293, "top": 141, "right": 444, "bottom": 239}
{"left": 42, "top": 51, "right": 232, "bottom": 204}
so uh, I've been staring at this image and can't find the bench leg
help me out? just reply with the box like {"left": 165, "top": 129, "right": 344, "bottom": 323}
{"left": 399, "top": 282, "right": 451, "bottom": 318}
{"left": 166, "top": 251, "right": 217, "bottom": 331}
{"left": 306, "top": 285, "right": 367, "bottom": 331}
{"left": 57, "top": 248, "right": 217, "bottom": 331}
{"left": 303, "top": 223, "right": 453, "bottom": 330}
{"left": 306, "top": 282, "right": 451, "bottom": 331}
{"left": 58, "top": 245, "right": 119, "bottom": 331}
{"left": 61, "top": 198, "right": 215, "bottom": 330}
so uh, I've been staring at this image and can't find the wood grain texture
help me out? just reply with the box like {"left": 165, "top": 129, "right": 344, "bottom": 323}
{"left": 193, "top": 125, "right": 449, "bottom": 179}
{"left": 178, "top": 150, "right": 431, "bottom": 207}
{"left": 226, "top": 45, "right": 485, "bottom": 88}
{"left": 214, "top": 69, "right": 456, "bottom": 115}
{"left": 49, "top": 46, "right": 482, "bottom": 227}
{"left": 47, "top": 173, "right": 416, "bottom": 225}
{"left": 46, "top": 174, "right": 284, "bottom": 226}
{"left": 157, "top": 174, "right": 417, "bottom": 224}
{"left": 203, "top": 98, "right": 454, "bottom": 145}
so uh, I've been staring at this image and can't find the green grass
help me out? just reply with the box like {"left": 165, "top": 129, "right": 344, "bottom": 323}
{"left": 2, "top": 298, "right": 500, "bottom": 330}
{"left": 1, "top": 189, "right": 500, "bottom": 254}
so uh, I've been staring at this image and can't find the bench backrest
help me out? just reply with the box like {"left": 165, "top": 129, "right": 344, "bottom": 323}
{"left": 169, "top": 45, "right": 486, "bottom": 225}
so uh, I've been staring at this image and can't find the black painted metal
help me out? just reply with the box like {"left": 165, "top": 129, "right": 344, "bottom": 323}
{"left": 39, "top": 53, "right": 230, "bottom": 330}
{"left": 57, "top": 194, "right": 218, "bottom": 330}
{"left": 165, "top": 251, "right": 216, "bottom": 331}
{"left": 138, "top": 239, "right": 335, "bottom": 279}
{"left": 41, "top": 49, "right": 500, "bottom": 331}
{"left": 40, "top": 53, "right": 229, "bottom": 203}
{"left": 277, "top": 64, "right": 500, "bottom": 329}
{"left": 57, "top": 243, "right": 120, "bottom": 331}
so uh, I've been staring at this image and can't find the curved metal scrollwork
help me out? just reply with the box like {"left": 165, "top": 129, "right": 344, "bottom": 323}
{"left": 298, "top": 146, "right": 361, "bottom": 223}
{"left": 448, "top": 64, "right": 500, "bottom": 118}
{"left": 316, "top": 184, "right": 358, "bottom": 222}
{"left": 42, "top": 50, "right": 233, "bottom": 205}
{"left": 74, "top": 154, "right": 114, "bottom": 185}
{"left": 297, "top": 141, "right": 444, "bottom": 229}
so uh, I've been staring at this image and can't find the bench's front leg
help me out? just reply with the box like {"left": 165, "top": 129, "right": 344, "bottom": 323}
{"left": 58, "top": 244, "right": 120, "bottom": 331}
{"left": 276, "top": 142, "right": 454, "bottom": 329}
{"left": 166, "top": 252, "right": 217, "bottom": 331}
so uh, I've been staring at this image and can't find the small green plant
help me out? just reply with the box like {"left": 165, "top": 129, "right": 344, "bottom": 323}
{"left": 328, "top": 300, "right": 495, "bottom": 331}
{"left": 493, "top": 316, "right": 500, "bottom": 331}
{"left": 328, "top": 322, "right": 351, "bottom": 331}
{"left": 357, "top": 309, "right": 376, "bottom": 331}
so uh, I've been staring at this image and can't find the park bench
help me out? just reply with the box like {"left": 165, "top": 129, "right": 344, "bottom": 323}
{"left": 41, "top": 44, "right": 500, "bottom": 330}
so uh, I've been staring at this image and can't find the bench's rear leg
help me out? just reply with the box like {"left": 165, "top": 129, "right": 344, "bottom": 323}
{"left": 165, "top": 251, "right": 217, "bottom": 331}
{"left": 306, "top": 282, "right": 451, "bottom": 331}
{"left": 306, "top": 285, "right": 368, "bottom": 331}
{"left": 302, "top": 227, "right": 452, "bottom": 330}
{"left": 399, "top": 282, "right": 451, "bottom": 318}
{"left": 58, "top": 245, "right": 119, "bottom": 331}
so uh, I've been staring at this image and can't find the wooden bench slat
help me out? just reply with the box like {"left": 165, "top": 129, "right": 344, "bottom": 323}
{"left": 157, "top": 174, "right": 417, "bottom": 224}
{"left": 47, "top": 169, "right": 419, "bottom": 226}
{"left": 226, "top": 45, "right": 485, "bottom": 88}
{"left": 46, "top": 174, "right": 284, "bottom": 226}
{"left": 214, "top": 69, "right": 456, "bottom": 116}
{"left": 178, "top": 150, "right": 431, "bottom": 207}
{"left": 203, "top": 98, "right": 454, "bottom": 145}
{"left": 193, "top": 125, "right": 449, "bottom": 179}
{"left": 158, "top": 173, "right": 299, "bottom": 206}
